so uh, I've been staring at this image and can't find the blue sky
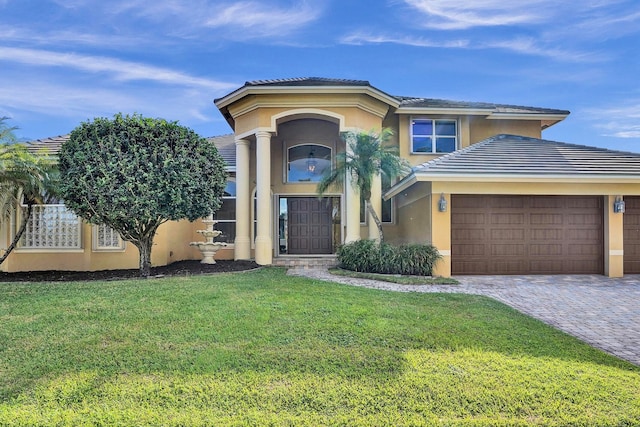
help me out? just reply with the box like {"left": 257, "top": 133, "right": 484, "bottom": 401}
{"left": 1, "top": 0, "right": 639, "bottom": 151}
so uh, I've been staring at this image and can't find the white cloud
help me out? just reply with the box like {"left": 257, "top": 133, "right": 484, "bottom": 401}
{"left": 204, "top": 1, "right": 321, "bottom": 38}
{"left": 340, "top": 32, "right": 469, "bottom": 48}
{"left": 402, "top": 0, "right": 552, "bottom": 30}
{"left": 0, "top": 78, "right": 223, "bottom": 135}
{"left": 101, "top": 0, "right": 322, "bottom": 39}
{"left": 587, "top": 103, "right": 640, "bottom": 138}
{"left": 0, "top": 47, "right": 237, "bottom": 91}
{"left": 0, "top": 26, "right": 143, "bottom": 49}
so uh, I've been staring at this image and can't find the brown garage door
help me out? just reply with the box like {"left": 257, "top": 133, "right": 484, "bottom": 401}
{"left": 623, "top": 197, "right": 640, "bottom": 274}
{"left": 452, "top": 195, "right": 603, "bottom": 275}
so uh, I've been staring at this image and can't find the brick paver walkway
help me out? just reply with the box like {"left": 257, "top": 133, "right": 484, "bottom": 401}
{"left": 288, "top": 269, "right": 640, "bottom": 366}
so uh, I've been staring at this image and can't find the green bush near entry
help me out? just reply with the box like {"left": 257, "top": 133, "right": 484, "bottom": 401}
{"left": 337, "top": 240, "right": 441, "bottom": 276}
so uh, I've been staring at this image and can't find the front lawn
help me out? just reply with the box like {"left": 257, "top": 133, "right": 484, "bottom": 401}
{"left": 1, "top": 268, "right": 638, "bottom": 426}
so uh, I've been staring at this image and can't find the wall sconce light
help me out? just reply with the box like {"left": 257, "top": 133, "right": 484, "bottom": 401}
{"left": 438, "top": 193, "right": 447, "bottom": 212}
{"left": 613, "top": 196, "right": 625, "bottom": 213}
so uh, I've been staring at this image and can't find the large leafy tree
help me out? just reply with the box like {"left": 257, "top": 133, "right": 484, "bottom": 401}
{"left": 59, "top": 113, "right": 227, "bottom": 277}
{"left": 1, "top": 118, "right": 58, "bottom": 266}
{"left": 317, "top": 128, "right": 410, "bottom": 243}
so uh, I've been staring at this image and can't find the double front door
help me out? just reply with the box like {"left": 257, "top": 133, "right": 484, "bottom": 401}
{"left": 279, "top": 197, "right": 338, "bottom": 255}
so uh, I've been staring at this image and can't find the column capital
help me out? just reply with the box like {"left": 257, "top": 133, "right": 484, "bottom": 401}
{"left": 234, "top": 138, "right": 250, "bottom": 147}
{"left": 255, "top": 130, "right": 272, "bottom": 140}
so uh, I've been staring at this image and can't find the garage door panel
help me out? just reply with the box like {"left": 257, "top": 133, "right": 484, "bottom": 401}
{"left": 490, "top": 229, "right": 525, "bottom": 240}
{"left": 567, "top": 197, "right": 601, "bottom": 209}
{"left": 452, "top": 229, "right": 485, "bottom": 240}
{"left": 453, "top": 243, "right": 486, "bottom": 256}
{"left": 569, "top": 214, "right": 601, "bottom": 225}
{"left": 493, "top": 260, "right": 527, "bottom": 274}
{"left": 491, "top": 213, "right": 524, "bottom": 225}
{"left": 624, "top": 196, "right": 640, "bottom": 273}
{"left": 452, "top": 213, "right": 485, "bottom": 224}
{"left": 492, "top": 197, "right": 524, "bottom": 208}
{"left": 491, "top": 244, "right": 525, "bottom": 256}
{"left": 530, "top": 196, "right": 563, "bottom": 209}
{"left": 529, "top": 244, "right": 562, "bottom": 256}
{"left": 453, "top": 261, "right": 490, "bottom": 274}
{"left": 452, "top": 195, "right": 603, "bottom": 275}
{"left": 530, "top": 213, "right": 563, "bottom": 225}
{"left": 529, "top": 260, "right": 564, "bottom": 273}
{"left": 530, "top": 229, "right": 563, "bottom": 240}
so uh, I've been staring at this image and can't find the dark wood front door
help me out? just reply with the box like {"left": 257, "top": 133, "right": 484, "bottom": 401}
{"left": 287, "top": 198, "right": 333, "bottom": 254}
{"left": 451, "top": 195, "right": 604, "bottom": 275}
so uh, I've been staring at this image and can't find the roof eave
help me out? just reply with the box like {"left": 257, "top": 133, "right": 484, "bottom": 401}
{"left": 395, "top": 107, "right": 494, "bottom": 116}
{"left": 412, "top": 172, "right": 640, "bottom": 183}
{"left": 214, "top": 85, "right": 401, "bottom": 111}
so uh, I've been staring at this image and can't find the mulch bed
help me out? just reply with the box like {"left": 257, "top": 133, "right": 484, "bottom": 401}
{"left": 0, "top": 260, "right": 260, "bottom": 282}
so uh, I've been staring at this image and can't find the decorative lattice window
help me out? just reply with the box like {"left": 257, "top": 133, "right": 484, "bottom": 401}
{"left": 20, "top": 204, "right": 82, "bottom": 249}
{"left": 93, "top": 224, "right": 125, "bottom": 251}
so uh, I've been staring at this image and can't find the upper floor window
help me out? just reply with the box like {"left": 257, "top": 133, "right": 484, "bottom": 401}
{"left": 287, "top": 144, "right": 331, "bottom": 183}
{"left": 411, "top": 119, "right": 457, "bottom": 154}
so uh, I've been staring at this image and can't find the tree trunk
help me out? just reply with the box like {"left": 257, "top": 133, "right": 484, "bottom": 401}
{"left": 137, "top": 237, "right": 154, "bottom": 278}
{"left": 0, "top": 203, "right": 32, "bottom": 266}
{"left": 365, "top": 199, "right": 384, "bottom": 244}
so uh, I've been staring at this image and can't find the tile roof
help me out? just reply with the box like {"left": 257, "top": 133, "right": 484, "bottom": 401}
{"left": 396, "top": 97, "right": 569, "bottom": 116}
{"left": 227, "top": 79, "right": 569, "bottom": 116}
{"left": 244, "top": 77, "right": 371, "bottom": 87}
{"left": 207, "top": 134, "right": 235, "bottom": 168}
{"left": 26, "top": 135, "right": 68, "bottom": 155}
{"left": 412, "top": 134, "right": 640, "bottom": 177}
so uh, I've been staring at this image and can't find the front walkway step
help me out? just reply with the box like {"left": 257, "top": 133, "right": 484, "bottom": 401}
{"left": 272, "top": 256, "right": 338, "bottom": 269}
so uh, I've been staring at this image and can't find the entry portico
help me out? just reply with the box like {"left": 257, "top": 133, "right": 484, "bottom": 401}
{"left": 214, "top": 78, "right": 397, "bottom": 264}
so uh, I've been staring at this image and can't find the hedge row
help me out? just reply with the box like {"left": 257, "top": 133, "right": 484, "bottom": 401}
{"left": 337, "top": 240, "right": 441, "bottom": 276}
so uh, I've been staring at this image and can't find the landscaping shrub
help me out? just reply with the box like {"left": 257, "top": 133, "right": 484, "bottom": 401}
{"left": 337, "top": 240, "right": 441, "bottom": 276}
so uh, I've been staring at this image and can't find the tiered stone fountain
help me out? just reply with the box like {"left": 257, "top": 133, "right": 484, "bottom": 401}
{"left": 190, "top": 215, "right": 227, "bottom": 264}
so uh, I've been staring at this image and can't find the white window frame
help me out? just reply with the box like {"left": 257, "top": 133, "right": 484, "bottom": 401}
{"left": 92, "top": 224, "right": 125, "bottom": 251}
{"left": 410, "top": 118, "right": 458, "bottom": 154}
{"left": 19, "top": 203, "right": 82, "bottom": 250}
{"left": 214, "top": 178, "right": 236, "bottom": 245}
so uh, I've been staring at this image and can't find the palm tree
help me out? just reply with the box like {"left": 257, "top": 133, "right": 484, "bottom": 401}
{"left": 0, "top": 120, "right": 58, "bottom": 266}
{"left": 0, "top": 117, "right": 18, "bottom": 144}
{"left": 317, "top": 128, "right": 410, "bottom": 243}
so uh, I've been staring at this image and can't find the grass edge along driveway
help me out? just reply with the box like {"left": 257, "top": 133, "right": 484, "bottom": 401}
{"left": 1, "top": 268, "right": 638, "bottom": 426}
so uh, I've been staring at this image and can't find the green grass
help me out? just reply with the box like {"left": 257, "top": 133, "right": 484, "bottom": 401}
{"left": 0, "top": 268, "right": 638, "bottom": 426}
{"left": 329, "top": 267, "right": 459, "bottom": 285}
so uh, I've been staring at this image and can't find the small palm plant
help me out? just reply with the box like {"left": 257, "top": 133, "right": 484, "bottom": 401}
{"left": 317, "top": 128, "right": 410, "bottom": 243}
{"left": 0, "top": 119, "right": 58, "bottom": 266}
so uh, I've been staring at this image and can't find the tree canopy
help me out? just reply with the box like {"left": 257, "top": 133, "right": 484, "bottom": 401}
{"left": 58, "top": 113, "right": 227, "bottom": 277}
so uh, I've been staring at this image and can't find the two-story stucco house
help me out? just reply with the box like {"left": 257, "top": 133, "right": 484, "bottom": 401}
{"left": 3, "top": 77, "right": 640, "bottom": 277}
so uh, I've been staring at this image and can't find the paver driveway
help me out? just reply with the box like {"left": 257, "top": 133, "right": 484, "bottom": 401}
{"left": 289, "top": 269, "right": 640, "bottom": 366}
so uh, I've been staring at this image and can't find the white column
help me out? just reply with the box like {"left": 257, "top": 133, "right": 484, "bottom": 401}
{"left": 254, "top": 131, "right": 273, "bottom": 265}
{"left": 368, "top": 174, "right": 382, "bottom": 241}
{"left": 234, "top": 138, "right": 251, "bottom": 260}
{"left": 344, "top": 171, "right": 361, "bottom": 243}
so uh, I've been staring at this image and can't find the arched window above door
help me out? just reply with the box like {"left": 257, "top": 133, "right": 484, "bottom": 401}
{"left": 287, "top": 144, "right": 331, "bottom": 183}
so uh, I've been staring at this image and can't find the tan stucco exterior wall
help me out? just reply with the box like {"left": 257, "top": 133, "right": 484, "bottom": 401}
{"left": 468, "top": 117, "right": 542, "bottom": 142}
{"left": 1, "top": 219, "right": 215, "bottom": 273}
